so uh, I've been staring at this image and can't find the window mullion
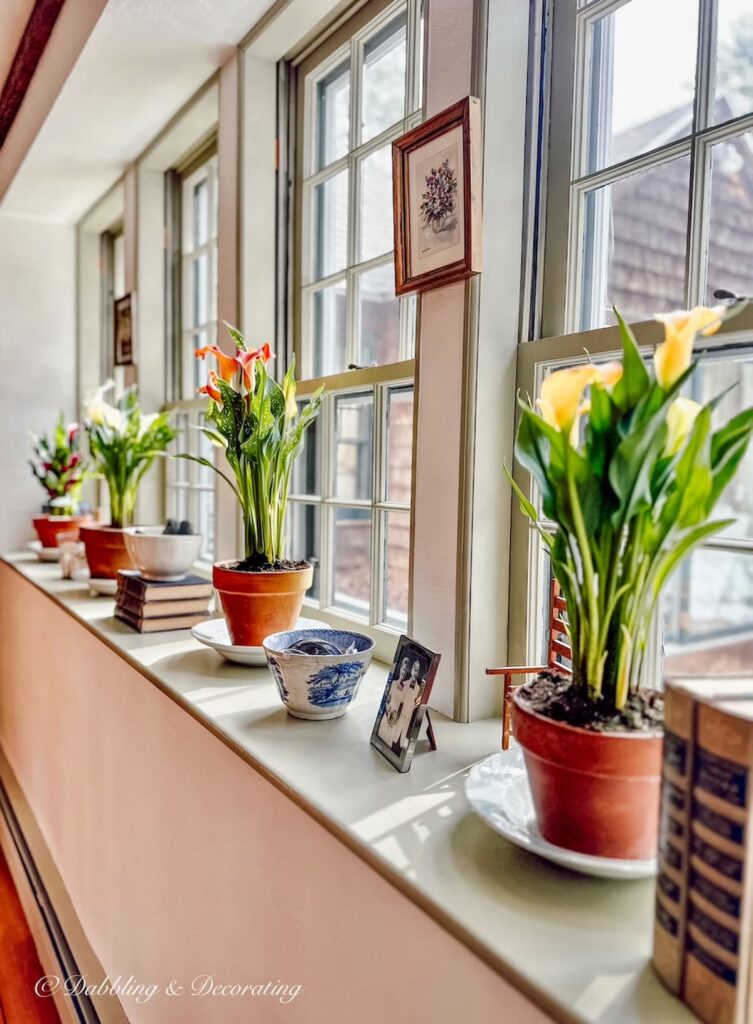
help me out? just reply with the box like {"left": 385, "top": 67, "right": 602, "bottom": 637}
{"left": 695, "top": 0, "right": 717, "bottom": 135}
{"left": 371, "top": 383, "right": 385, "bottom": 626}
{"left": 686, "top": 133, "right": 712, "bottom": 307}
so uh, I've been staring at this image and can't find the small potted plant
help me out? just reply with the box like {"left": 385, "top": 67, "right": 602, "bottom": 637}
{"left": 183, "top": 326, "right": 323, "bottom": 646}
{"left": 81, "top": 382, "right": 175, "bottom": 579}
{"left": 29, "top": 414, "right": 92, "bottom": 547}
{"left": 508, "top": 305, "right": 753, "bottom": 860}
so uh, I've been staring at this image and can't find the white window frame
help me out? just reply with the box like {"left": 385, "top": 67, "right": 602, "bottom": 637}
{"left": 291, "top": 0, "right": 423, "bottom": 661}
{"left": 541, "top": 0, "right": 753, "bottom": 338}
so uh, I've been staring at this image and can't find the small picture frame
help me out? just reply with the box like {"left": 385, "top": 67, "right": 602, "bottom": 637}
{"left": 370, "top": 636, "right": 441, "bottom": 773}
{"left": 392, "top": 96, "right": 482, "bottom": 296}
{"left": 114, "top": 293, "right": 134, "bottom": 366}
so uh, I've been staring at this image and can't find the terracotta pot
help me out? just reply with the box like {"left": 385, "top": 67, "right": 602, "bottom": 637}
{"left": 213, "top": 561, "right": 313, "bottom": 647}
{"left": 512, "top": 687, "right": 663, "bottom": 860}
{"left": 80, "top": 525, "right": 135, "bottom": 580}
{"left": 33, "top": 513, "right": 93, "bottom": 548}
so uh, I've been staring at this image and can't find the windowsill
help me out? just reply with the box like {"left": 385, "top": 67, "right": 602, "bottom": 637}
{"left": 2, "top": 552, "right": 693, "bottom": 1024}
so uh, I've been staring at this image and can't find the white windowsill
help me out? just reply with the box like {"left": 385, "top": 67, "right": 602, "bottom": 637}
{"left": 2, "top": 552, "right": 693, "bottom": 1024}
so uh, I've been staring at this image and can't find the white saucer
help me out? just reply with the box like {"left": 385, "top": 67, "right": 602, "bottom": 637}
{"left": 27, "top": 540, "right": 60, "bottom": 562}
{"left": 71, "top": 569, "right": 118, "bottom": 597}
{"left": 465, "top": 747, "right": 657, "bottom": 880}
{"left": 191, "top": 616, "right": 324, "bottom": 667}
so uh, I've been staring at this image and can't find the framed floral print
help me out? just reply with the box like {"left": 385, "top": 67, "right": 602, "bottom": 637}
{"left": 392, "top": 96, "right": 482, "bottom": 295}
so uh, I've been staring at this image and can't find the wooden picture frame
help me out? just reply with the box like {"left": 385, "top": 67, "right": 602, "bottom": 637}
{"left": 114, "top": 293, "right": 134, "bottom": 366}
{"left": 370, "top": 636, "right": 441, "bottom": 773}
{"left": 392, "top": 96, "right": 482, "bottom": 296}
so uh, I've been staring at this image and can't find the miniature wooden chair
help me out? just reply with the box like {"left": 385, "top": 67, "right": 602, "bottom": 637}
{"left": 486, "top": 579, "right": 571, "bottom": 749}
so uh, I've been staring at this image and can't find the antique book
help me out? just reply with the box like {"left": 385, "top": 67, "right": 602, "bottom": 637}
{"left": 116, "top": 594, "right": 211, "bottom": 619}
{"left": 682, "top": 691, "right": 753, "bottom": 1024}
{"left": 653, "top": 678, "right": 753, "bottom": 1007}
{"left": 116, "top": 570, "right": 213, "bottom": 602}
{"left": 114, "top": 606, "right": 209, "bottom": 633}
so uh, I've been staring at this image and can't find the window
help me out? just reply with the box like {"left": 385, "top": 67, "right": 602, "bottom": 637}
{"left": 542, "top": 0, "right": 753, "bottom": 335}
{"left": 291, "top": 0, "right": 423, "bottom": 642}
{"left": 101, "top": 226, "right": 125, "bottom": 379}
{"left": 165, "top": 148, "right": 219, "bottom": 562}
{"left": 509, "top": 0, "right": 753, "bottom": 676}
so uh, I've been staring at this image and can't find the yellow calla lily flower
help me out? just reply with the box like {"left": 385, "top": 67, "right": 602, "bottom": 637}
{"left": 653, "top": 305, "right": 726, "bottom": 388}
{"left": 664, "top": 397, "right": 702, "bottom": 456}
{"left": 537, "top": 365, "right": 599, "bottom": 433}
{"left": 595, "top": 361, "right": 623, "bottom": 388}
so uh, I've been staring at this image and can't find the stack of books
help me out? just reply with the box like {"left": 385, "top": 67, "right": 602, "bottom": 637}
{"left": 115, "top": 571, "right": 213, "bottom": 633}
{"left": 653, "top": 676, "right": 753, "bottom": 1024}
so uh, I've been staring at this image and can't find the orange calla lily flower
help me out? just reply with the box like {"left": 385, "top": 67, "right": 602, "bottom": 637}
{"left": 198, "top": 370, "right": 222, "bottom": 404}
{"left": 195, "top": 345, "right": 239, "bottom": 384}
{"left": 237, "top": 344, "right": 274, "bottom": 391}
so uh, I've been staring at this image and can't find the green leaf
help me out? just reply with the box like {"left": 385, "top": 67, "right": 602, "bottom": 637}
{"left": 611, "top": 308, "right": 650, "bottom": 411}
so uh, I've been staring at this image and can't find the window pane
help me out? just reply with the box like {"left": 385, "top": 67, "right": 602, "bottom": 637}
{"left": 175, "top": 413, "right": 189, "bottom": 483}
{"left": 361, "top": 13, "right": 407, "bottom": 143}
{"left": 683, "top": 353, "right": 753, "bottom": 541}
{"left": 586, "top": 0, "right": 697, "bottom": 173}
{"left": 168, "top": 486, "right": 190, "bottom": 522}
{"left": 662, "top": 548, "right": 753, "bottom": 677}
{"left": 316, "top": 60, "right": 350, "bottom": 170}
{"left": 197, "top": 412, "right": 215, "bottom": 486}
{"left": 334, "top": 393, "right": 373, "bottom": 501}
{"left": 191, "top": 253, "right": 209, "bottom": 326}
{"left": 311, "top": 280, "right": 347, "bottom": 376}
{"left": 313, "top": 170, "right": 349, "bottom": 280}
{"left": 112, "top": 232, "right": 126, "bottom": 300}
{"left": 579, "top": 155, "right": 690, "bottom": 330}
{"left": 289, "top": 502, "right": 321, "bottom": 602}
{"left": 332, "top": 507, "right": 371, "bottom": 616}
{"left": 357, "top": 263, "right": 400, "bottom": 366}
{"left": 197, "top": 489, "right": 214, "bottom": 562}
{"left": 713, "top": 0, "right": 753, "bottom": 124}
{"left": 359, "top": 143, "right": 394, "bottom": 261}
{"left": 193, "top": 178, "right": 209, "bottom": 246}
{"left": 291, "top": 407, "right": 321, "bottom": 497}
{"left": 706, "top": 132, "right": 753, "bottom": 302}
{"left": 383, "top": 510, "right": 410, "bottom": 630}
{"left": 386, "top": 385, "right": 414, "bottom": 504}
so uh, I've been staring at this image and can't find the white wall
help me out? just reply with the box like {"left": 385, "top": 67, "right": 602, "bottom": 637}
{"left": 0, "top": 213, "right": 77, "bottom": 551}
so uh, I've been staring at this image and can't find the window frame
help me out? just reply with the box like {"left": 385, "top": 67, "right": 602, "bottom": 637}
{"left": 540, "top": 0, "right": 753, "bottom": 338}
{"left": 164, "top": 138, "right": 219, "bottom": 563}
{"left": 287, "top": 0, "right": 423, "bottom": 657}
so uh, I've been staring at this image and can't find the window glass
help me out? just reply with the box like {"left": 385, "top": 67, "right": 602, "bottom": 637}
{"left": 586, "top": 0, "right": 697, "bottom": 173}
{"left": 362, "top": 13, "right": 407, "bottom": 143}
{"left": 313, "top": 170, "right": 349, "bottom": 280}
{"left": 386, "top": 385, "right": 414, "bottom": 503}
{"left": 580, "top": 155, "right": 691, "bottom": 330}
{"left": 713, "top": 0, "right": 753, "bottom": 124}
{"left": 383, "top": 509, "right": 410, "bottom": 629}
{"left": 706, "top": 132, "right": 753, "bottom": 301}
{"left": 359, "top": 143, "right": 394, "bottom": 262}
{"left": 333, "top": 507, "right": 372, "bottom": 616}
{"left": 334, "top": 393, "right": 374, "bottom": 501}
{"left": 662, "top": 547, "right": 753, "bottom": 677}
{"left": 357, "top": 263, "right": 400, "bottom": 366}
{"left": 316, "top": 60, "right": 350, "bottom": 170}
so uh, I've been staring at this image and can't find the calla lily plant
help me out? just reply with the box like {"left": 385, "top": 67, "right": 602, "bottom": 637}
{"left": 29, "top": 414, "right": 89, "bottom": 513}
{"left": 84, "top": 382, "right": 175, "bottom": 528}
{"left": 510, "top": 305, "right": 753, "bottom": 712}
{"left": 185, "top": 325, "right": 323, "bottom": 564}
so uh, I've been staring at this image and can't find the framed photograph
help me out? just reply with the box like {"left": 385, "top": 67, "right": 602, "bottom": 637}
{"left": 392, "top": 96, "right": 482, "bottom": 296}
{"left": 370, "top": 636, "right": 441, "bottom": 773}
{"left": 114, "top": 293, "right": 134, "bottom": 366}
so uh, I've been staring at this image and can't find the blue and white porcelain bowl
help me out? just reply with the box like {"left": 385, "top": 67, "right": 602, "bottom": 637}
{"left": 263, "top": 628, "right": 375, "bottom": 720}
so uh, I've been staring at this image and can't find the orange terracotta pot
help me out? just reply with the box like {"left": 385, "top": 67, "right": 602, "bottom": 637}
{"left": 33, "top": 513, "right": 93, "bottom": 548}
{"left": 512, "top": 687, "right": 663, "bottom": 860}
{"left": 213, "top": 561, "right": 313, "bottom": 647}
{"left": 80, "top": 525, "right": 135, "bottom": 580}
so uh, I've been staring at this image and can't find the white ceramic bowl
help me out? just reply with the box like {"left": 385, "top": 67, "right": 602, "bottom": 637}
{"left": 263, "top": 628, "right": 375, "bottom": 720}
{"left": 123, "top": 526, "right": 202, "bottom": 581}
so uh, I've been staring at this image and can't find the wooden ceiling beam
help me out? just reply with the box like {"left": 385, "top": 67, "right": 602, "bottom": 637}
{"left": 0, "top": 0, "right": 66, "bottom": 149}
